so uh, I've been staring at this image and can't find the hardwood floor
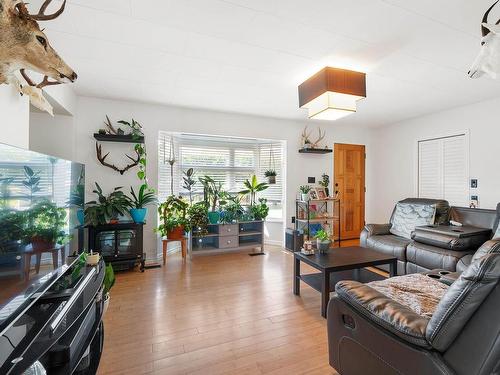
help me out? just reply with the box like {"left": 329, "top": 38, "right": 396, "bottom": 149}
{"left": 98, "top": 243, "right": 361, "bottom": 375}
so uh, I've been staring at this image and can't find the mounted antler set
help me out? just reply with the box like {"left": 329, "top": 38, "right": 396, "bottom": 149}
{"left": 96, "top": 143, "right": 141, "bottom": 175}
{"left": 301, "top": 126, "right": 326, "bottom": 149}
{"left": 0, "top": 0, "right": 76, "bottom": 114}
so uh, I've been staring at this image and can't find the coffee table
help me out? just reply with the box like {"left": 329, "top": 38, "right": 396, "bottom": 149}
{"left": 293, "top": 246, "right": 397, "bottom": 317}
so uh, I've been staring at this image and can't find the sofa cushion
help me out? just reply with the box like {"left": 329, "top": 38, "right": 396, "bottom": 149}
{"left": 335, "top": 280, "right": 432, "bottom": 348}
{"left": 366, "top": 235, "right": 410, "bottom": 262}
{"left": 367, "top": 273, "right": 448, "bottom": 318}
{"left": 426, "top": 253, "right": 500, "bottom": 352}
{"left": 390, "top": 203, "right": 436, "bottom": 239}
{"left": 407, "top": 242, "right": 473, "bottom": 272}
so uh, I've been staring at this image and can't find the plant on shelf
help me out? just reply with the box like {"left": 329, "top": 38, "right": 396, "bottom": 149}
{"left": 250, "top": 198, "right": 270, "bottom": 221}
{"left": 199, "top": 176, "right": 224, "bottom": 224}
{"left": 314, "top": 229, "right": 331, "bottom": 254}
{"left": 264, "top": 169, "right": 277, "bottom": 184}
{"left": 239, "top": 175, "right": 269, "bottom": 206}
{"left": 28, "top": 200, "right": 70, "bottom": 251}
{"left": 319, "top": 174, "right": 330, "bottom": 197}
{"left": 183, "top": 168, "right": 196, "bottom": 204}
{"left": 220, "top": 195, "right": 245, "bottom": 224}
{"left": 84, "top": 183, "right": 130, "bottom": 226}
{"left": 127, "top": 184, "right": 157, "bottom": 224}
{"left": 299, "top": 185, "right": 311, "bottom": 201}
{"left": 187, "top": 202, "right": 209, "bottom": 236}
{"left": 157, "top": 195, "right": 190, "bottom": 240}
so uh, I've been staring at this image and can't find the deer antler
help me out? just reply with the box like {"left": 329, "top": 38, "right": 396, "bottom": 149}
{"left": 301, "top": 125, "right": 312, "bottom": 145}
{"left": 17, "top": 0, "right": 67, "bottom": 21}
{"left": 311, "top": 127, "right": 326, "bottom": 148}
{"left": 104, "top": 115, "right": 118, "bottom": 135}
{"left": 20, "top": 69, "right": 61, "bottom": 89}
{"left": 96, "top": 142, "right": 141, "bottom": 175}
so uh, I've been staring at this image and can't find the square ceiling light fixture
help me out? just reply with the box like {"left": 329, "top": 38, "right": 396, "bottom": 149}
{"left": 298, "top": 67, "right": 366, "bottom": 121}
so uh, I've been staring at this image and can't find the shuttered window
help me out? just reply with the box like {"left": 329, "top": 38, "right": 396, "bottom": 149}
{"left": 418, "top": 134, "right": 468, "bottom": 207}
{"left": 158, "top": 132, "right": 285, "bottom": 220}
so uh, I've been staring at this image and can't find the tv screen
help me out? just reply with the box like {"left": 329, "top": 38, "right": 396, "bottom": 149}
{"left": 0, "top": 143, "right": 84, "bottom": 333}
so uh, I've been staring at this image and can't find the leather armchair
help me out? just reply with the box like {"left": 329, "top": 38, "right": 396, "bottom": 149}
{"left": 328, "top": 240, "right": 500, "bottom": 375}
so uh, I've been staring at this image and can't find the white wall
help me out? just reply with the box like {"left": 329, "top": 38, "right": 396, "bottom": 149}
{"left": 0, "top": 85, "right": 30, "bottom": 148}
{"left": 30, "top": 112, "right": 76, "bottom": 160}
{"left": 371, "top": 96, "right": 500, "bottom": 223}
{"left": 72, "top": 97, "right": 373, "bottom": 260}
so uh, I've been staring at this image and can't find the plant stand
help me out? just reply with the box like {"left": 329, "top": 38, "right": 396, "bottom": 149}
{"left": 162, "top": 237, "right": 188, "bottom": 264}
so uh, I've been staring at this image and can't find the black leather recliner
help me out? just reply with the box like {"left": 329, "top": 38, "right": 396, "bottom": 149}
{"left": 327, "top": 240, "right": 500, "bottom": 375}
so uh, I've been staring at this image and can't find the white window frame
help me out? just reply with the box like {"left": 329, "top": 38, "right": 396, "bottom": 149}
{"left": 414, "top": 130, "right": 470, "bottom": 206}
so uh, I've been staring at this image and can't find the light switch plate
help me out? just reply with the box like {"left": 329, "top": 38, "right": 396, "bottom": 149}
{"left": 471, "top": 179, "right": 478, "bottom": 189}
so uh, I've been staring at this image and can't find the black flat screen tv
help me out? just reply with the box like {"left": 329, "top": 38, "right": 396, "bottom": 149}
{"left": 0, "top": 143, "right": 84, "bottom": 334}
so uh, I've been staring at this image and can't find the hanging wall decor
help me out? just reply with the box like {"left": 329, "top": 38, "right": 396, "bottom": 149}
{"left": 469, "top": 0, "right": 500, "bottom": 79}
{"left": 264, "top": 144, "right": 277, "bottom": 184}
{"left": 0, "top": 0, "right": 77, "bottom": 115}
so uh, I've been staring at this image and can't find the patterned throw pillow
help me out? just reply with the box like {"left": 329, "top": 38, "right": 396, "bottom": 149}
{"left": 390, "top": 203, "right": 436, "bottom": 239}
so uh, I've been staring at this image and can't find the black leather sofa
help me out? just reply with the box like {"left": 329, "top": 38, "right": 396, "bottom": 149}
{"left": 360, "top": 198, "right": 499, "bottom": 274}
{"left": 327, "top": 240, "right": 500, "bottom": 375}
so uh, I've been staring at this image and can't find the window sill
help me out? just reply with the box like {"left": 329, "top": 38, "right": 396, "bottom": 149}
{"left": 265, "top": 219, "right": 284, "bottom": 224}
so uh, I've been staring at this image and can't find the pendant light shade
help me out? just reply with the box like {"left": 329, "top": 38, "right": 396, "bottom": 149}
{"left": 298, "top": 67, "right": 366, "bottom": 120}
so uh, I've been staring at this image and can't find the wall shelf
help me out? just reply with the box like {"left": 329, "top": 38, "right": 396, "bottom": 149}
{"left": 298, "top": 148, "right": 332, "bottom": 154}
{"left": 93, "top": 133, "right": 144, "bottom": 143}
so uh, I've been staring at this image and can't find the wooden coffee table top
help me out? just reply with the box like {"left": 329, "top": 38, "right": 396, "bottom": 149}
{"left": 294, "top": 246, "right": 397, "bottom": 272}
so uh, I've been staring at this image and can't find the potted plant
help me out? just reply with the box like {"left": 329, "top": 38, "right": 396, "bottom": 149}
{"left": 187, "top": 202, "right": 209, "bottom": 237}
{"left": 84, "top": 183, "right": 130, "bottom": 226}
{"left": 319, "top": 174, "right": 330, "bottom": 197}
{"left": 250, "top": 198, "right": 269, "bottom": 221}
{"left": 183, "top": 168, "right": 196, "bottom": 204}
{"left": 299, "top": 185, "right": 311, "bottom": 201}
{"left": 127, "top": 184, "right": 157, "bottom": 223}
{"left": 199, "top": 176, "right": 224, "bottom": 224}
{"left": 157, "top": 195, "right": 190, "bottom": 240}
{"left": 239, "top": 175, "right": 269, "bottom": 206}
{"left": 28, "top": 200, "right": 70, "bottom": 251}
{"left": 67, "top": 184, "right": 85, "bottom": 225}
{"left": 102, "top": 263, "right": 115, "bottom": 315}
{"left": 220, "top": 195, "right": 245, "bottom": 224}
{"left": 264, "top": 169, "right": 277, "bottom": 184}
{"left": 315, "top": 229, "right": 331, "bottom": 254}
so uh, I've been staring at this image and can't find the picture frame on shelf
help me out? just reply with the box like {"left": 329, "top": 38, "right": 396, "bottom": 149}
{"left": 309, "top": 189, "right": 319, "bottom": 200}
{"left": 315, "top": 187, "right": 327, "bottom": 200}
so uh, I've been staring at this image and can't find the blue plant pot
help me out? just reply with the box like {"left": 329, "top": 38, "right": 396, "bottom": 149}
{"left": 207, "top": 211, "right": 220, "bottom": 224}
{"left": 130, "top": 208, "right": 148, "bottom": 223}
{"left": 77, "top": 209, "right": 85, "bottom": 225}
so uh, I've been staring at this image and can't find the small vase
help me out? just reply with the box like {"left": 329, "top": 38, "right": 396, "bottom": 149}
{"left": 301, "top": 193, "right": 309, "bottom": 202}
{"left": 130, "top": 208, "right": 148, "bottom": 223}
{"left": 207, "top": 211, "right": 220, "bottom": 224}
{"left": 316, "top": 239, "right": 331, "bottom": 254}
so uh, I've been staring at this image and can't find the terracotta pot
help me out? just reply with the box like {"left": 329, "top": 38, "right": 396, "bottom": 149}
{"left": 31, "top": 236, "right": 56, "bottom": 251}
{"left": 167, "top": 225, "right": 185, "bottom": 240}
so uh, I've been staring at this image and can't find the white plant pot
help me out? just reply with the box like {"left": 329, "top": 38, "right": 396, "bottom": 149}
{"left": 103, "top": 292, "right": 110, "bottom": 315}
{"left": 301, "top": 193, "right": 309, "bottom": 201}
{"left": 316, "top": 239, "right": 331, "bottom": 253}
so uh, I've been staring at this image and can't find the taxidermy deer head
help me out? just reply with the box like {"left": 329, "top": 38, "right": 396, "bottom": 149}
{"left": 469, "top": 0, "right": 500, "bottom": 79}
{"left": 0, "top": 0, "right": 77, "bottom": 114}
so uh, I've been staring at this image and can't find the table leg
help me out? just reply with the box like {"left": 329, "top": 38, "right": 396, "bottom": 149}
{"left": 24, "top": 254, "right": 31, "bottom": 281}
{"left": 390, "top": 260, "right": 397, "bottom": 277}
{"left": 35, "top": 253, "right": 42, "bottom": 274}
{"left": 51, "top": 249, "right": 58, "bottom": 269}
{"left": 321, "top": 270, "right": 331, "bottom": 318}
{"left": 181, "top": 239, "right": 187, "bottom": 259}
{"left": 293, "top": 257, "right": 300, "bottom": 295}
{"left": 162, "top": 240, "right": 167, "bottom": 265}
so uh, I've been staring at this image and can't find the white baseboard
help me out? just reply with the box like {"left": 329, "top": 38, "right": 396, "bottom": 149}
{"left": 265, "top": 240, "right": 283, "bottom": 246}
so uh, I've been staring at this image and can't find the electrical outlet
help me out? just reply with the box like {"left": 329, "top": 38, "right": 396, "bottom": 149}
{"left": 291, "top": 216, "right": 296, "bottom": 224}
{"left": 470, "top": 195, "right": 479, "bottom": 208}
{"left": 471, "top": 179, "right": 478, "bottom": 189}
{"left": 308, "top": 177, "right": 315, "bottom": 184}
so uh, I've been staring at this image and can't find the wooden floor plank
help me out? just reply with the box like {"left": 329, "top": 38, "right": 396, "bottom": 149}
{"left": 98, "top": 245, "right": 347, "bottom": 375}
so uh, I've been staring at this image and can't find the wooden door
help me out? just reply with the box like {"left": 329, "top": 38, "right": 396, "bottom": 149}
{"left": 334, "top": 144, "right": 365, "bottom": 240}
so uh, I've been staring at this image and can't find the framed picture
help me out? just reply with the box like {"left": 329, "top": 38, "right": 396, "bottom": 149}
{"left": 309, "top": 189, "right": 319, "bottom": 200}
{"left": 315, "top": 187, "right": 327, "bottom": 200}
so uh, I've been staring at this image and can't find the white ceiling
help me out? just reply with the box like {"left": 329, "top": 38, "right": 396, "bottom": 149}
{"left": 29, "top": 0, "right": 500, "bottom": 127}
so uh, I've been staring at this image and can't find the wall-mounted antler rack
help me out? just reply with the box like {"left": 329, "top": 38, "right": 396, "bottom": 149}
{"left": 95, "top": 142, "right": 140, "bottom": 175}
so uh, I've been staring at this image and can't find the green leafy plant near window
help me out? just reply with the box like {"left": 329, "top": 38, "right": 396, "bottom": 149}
{"left": 183, "top": 168, "right": 196, "bottom": 204}
{"left": 127, "top": 185, "right": 157, "bottom": 209}
{"left": 22, "top": 166, "right": 41, "bottom": 204}
{"left": 264, "top": 169, "right": 277, "bottom": 177}
{"left": 28, "top": 200, "right": 70, "bottom": 247}
{"left": 157, "top": 195, "right": 190, "bottom": 238}
{"left": 250, "top": 198, "right": 270, "bottom": 220}
{"left": 199, "top": 176, "right": 223, "bottom": 212}
{"left": 187, "top": 201, "right": 209, "bottom": 236}
{"left": 239, "top": 175, "right": 269, "bottom": 206}
{"left": 221, "top": 195, "right": 245, "bottom": 223}
{"left": 84, "top": 183, "right": 130, "bottom": 226}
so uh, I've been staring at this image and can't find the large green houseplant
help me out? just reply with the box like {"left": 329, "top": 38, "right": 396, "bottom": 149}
{"left": 199, "top": 176, "right": 224, "bottom": 224}
{"left": 28, "top": 200, "right": 70, "bottom": 251}
{"left": 239, "top": 175, "right": 268, "bottom": 206}
{"left": 84, "top": 183, "right": 130, "bottom": 226}
{"left": 157, "top": 195, "right": 190, "bottom": 240}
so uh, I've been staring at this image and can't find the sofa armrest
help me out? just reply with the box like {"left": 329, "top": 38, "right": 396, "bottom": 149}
{"left": 335, "top": 280, "right": 431, "bottom": 348}
{"left": 360, "top": 223, "right": 392, "bottom": 247}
